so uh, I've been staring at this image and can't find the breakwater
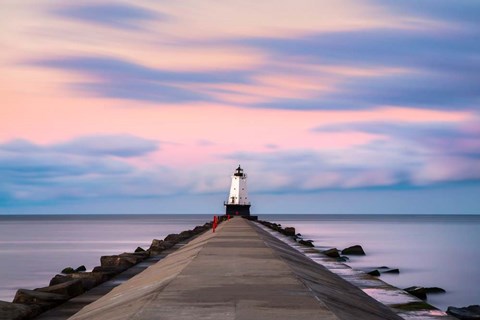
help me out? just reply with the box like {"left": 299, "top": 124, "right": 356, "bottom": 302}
{"left": 1, "top": 216, "right": 477, "bottom": 319}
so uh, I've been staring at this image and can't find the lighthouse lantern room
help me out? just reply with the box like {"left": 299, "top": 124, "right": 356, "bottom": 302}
{"left": 224, "top": 165, "right": 251, "bottom": 216}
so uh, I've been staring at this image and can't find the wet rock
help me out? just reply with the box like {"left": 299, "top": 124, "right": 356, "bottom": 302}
{"left": 13, "top": 289, "right": 69, "bottom": 310}
{"left": 425, "top": 287, "right": 446, "bottom": 293}
{"left": 404, "top": 286, "right": 427, "bottom": 300}
{"left": 0, "top": 300, "right": 41, "bottom": 320}
{"left": 382, "top": 268, "right": 400, "bottom": 274}
{"left": 283, "top": 227, "right": 296, "bottom": 237}
{"left": 75, "top": 265, "right": 87, "bottom": 272}
{"left": 337, "top": 256, "right": 349, "bottom": 262}
{"left": 404, "top": 286, "right": 446, "bottom": 300}
{"left": 134, "top": 247, "right": 145, "bottom": 253}
{"left": 341, "top": 245, "right": 366, "bottom": 255}
{"left": 447, "top": 305, "right": 480, "bottom": 319}
{"left": 35, "top": 279, "right": 84, "bottom": 298}
{"left": 366, "top": 269, "right": 381, "bottom": 276}
{"left": 299, "top": 240, "right": 315, "bottom": 247}
{"left": 61, "top": 267, "right": 75, "bottom": 274}
{"left": 323, "top": 248, "right": 340, "bottom": 258}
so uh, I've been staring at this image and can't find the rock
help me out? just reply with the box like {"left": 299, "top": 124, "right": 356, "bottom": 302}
{"left": 100, "top": 255, "right": 138, "bottom": 268}
{"left": 425, "top": 287, "right": 446, "bottom": 294}
{"left": 447, "top": 305, "right": 480, "bottom": 319}
{"left": 164, "top": 233, "right": 181, "bottom": 243}
{"left": 92, "top": 266, "right": 127, "bottom": 275}
{"left": 404, "top": 286, "right": 446, "bottom": 300}
{"left": 341, "top": 245, "right": 366, "bottom": 255}
{"left": 382, "top": 268, "right": 400, "bottom": 274}
{"left": 149, "top": 239, "right": 174, "bottom": 255}
{"left": 35, "top": 279, "right": 84, "bottom": 298}
{"left": 0, "top": 300, "right": 41, "bottom": 320}
{"left": 367, "top": 269, "right": 381, "bottom": 276}
{"left": 49, "top": 274, "right": 72, "bottom": 286}
{"left": 178, "top": 230, "right": 194, "bottom": 240}
{"left": 61, "top": 267, "right": 75, "bottom": 274}
{"left": 299, "top": 240, "right": 315, "bottom": 247}
{"left": 121, "top": 252, "right": 148, "bottom": 261}
{"left": 75, "top": 265, "right": 87, "bottom": 272}
{"left": 72, "top": 272, "right": 110, "bottom": 290}
{"left": 337, "top": 256, "right": 349, "bottom": 262}
{"left": 404, "top": 286, "right": 428, "bottom": 300}
{"left": 13, "top": 289, "right": 69, "bottom": 310}
{"left": 283, "top": 227, "right": 296, "bottom": 237}
{"left": 323, "top": 248, "right": 340, "bottom": 258}
{"left": 135, "top": 247, "right": 145, "bottom": 253}
{"left": 193, "top": 225, "right": 208, "bottom": 234}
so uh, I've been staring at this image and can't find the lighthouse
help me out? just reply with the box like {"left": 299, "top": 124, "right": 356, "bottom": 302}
{"left": 224, "top": 165, "right": 251, "bottom": 216}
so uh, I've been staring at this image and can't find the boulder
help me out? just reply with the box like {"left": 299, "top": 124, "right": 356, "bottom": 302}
{"left": 299, "top": 240, "right": 315, "bottom": 247}
{"left": 13, "top": 289, "right": 69, "bottom": 310}
{"left": 149, "top": 239, "right": 174, "bottom": 255}
{"left": 71, "top": 272, "right": 110, "bottom": 290}
{"left": 178, "top": 230, "right": 194, "bottom": 240}
{"left": 447, "top": 305, "right": 480, "bottom": 319}
{"left": 283, "top": 227, "right": 296, "bottom": 237}
{"left": 61, "top": 267, "right": 75, "bottom": 274}
{"left": 323, "top": 248, "right": 340, "bottom": 258}
{"left": 404, "top": 286, "right": 446, "bottom": 300}
{"left": 382, "top": 268, "right": 400, "bottom": 274}
{"left": 92, "top": 266, "right": 127, "bottom": 275}
{"left": 192, "top": 225, "right": 208, "bottom": 234}
{"left": 121, "top": 252, "right": 148, "bottom": 261}
{"left": 367, "top": 269, "right": 381, "bottom": 277}
{"left": 341, "top": 245, "right": 366, "bottom": 255}
{"left": 0, "top": 300, "right": 41, "bottom": 320}
{"left": 100, "top": 255, "right": 137, "bottom": 268}
{"left": 35, "top": 279, "right": 84, "bottom": 298}
{"left": 425, "top": 287, "right": 446, "bottom": 294}
{"left": 49, "top": 274, "right": 72, "bottom": 286}
{"left": 75, "top": 265, "right": 87, "bottom": 272}
{"left": 164, "top": 233, "right": 181, "bottom": 243}
{"left": 134, "top": 247, "right": 145, "bottom": 253}
{"left": 337, "top": 256, "right": 349, "bottom": 262}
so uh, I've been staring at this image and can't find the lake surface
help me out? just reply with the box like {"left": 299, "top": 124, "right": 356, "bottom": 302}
{"left": 1, "top": 214, "right": 479, "bottom": 311}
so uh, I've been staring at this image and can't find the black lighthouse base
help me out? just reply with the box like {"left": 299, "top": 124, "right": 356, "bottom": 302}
{"left": 225, "top": 204, "right": 251, "bottom": 216}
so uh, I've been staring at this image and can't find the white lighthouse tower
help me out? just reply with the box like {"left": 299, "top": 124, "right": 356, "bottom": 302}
{"left": 224, "top": 165, "right": 251, "bottom": 216}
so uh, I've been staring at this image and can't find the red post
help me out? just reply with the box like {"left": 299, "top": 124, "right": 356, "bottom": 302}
{"left": 213, "top": 215, "right": 218, "bottom": 233}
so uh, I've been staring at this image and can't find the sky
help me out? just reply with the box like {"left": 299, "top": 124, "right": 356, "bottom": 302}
{"left": 1, "top": 0, "right": 479, "bottom": 214}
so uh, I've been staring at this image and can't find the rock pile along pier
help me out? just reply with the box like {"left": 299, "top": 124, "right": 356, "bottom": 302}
{"left": 62, "top": 217, "right": 405, "bottom": 320}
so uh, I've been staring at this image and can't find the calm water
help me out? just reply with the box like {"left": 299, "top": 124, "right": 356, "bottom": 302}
{"left": 1, "top": 214, "right": 479, "bottom": 311}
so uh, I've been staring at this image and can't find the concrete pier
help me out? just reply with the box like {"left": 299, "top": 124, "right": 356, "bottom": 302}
{"left": 68, "top": 217, "right": 402, "bottom": 320}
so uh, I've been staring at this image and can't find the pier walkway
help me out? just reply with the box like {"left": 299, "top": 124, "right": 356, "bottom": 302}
{"left": 67, "top": 217, "right": 401, "bottom": 320}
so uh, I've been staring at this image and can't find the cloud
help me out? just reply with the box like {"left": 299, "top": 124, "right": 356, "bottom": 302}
{"left": 54, "top": 134, "right": 159, "bottom": 157}
{"left": 50, "top": 3, "right": 163, "bottom": 30}
{"left": 234, "top": 26, "right": 480, "bottom": 110}
{"left": 31, "top": 56, "right": 250, "bottom": 103}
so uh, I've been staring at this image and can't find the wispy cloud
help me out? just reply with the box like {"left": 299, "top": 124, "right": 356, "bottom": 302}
{"left": 50, "top": 3, "right": 163, "bottom": 30}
